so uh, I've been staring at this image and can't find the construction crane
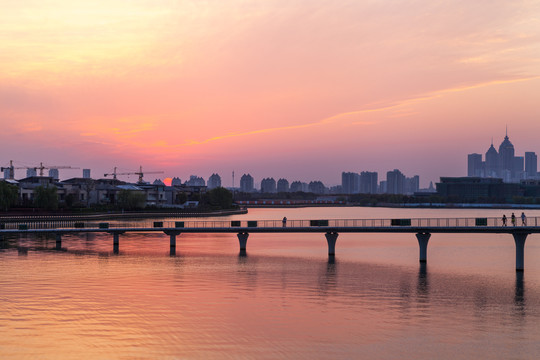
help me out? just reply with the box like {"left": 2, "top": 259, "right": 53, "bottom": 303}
{"left": 35, "top": 162, "right": 79, "bottom": 177}
{"left": 1, "top": 160, "right": 38, "bottom": 180}
{"left": 104, "top": 166, "right": 164, "bottom": 184}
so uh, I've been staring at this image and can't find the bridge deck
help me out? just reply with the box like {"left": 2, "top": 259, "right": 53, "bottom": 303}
{"left": 0, "top": 226, "right": 539, "bottom": 234}
{"left": 1, "top": 216, "right": 539, "bottom": 234}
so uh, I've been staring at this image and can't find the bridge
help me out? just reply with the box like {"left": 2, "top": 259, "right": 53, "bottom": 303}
{"left": 1, "top": 216, "right": 538, "bottom": 271}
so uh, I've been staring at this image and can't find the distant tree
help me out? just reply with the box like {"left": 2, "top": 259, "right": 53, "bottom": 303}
{"left": 175, "top": 192, "right": 188, "bottom": 205}
{"left": 235, "top": 192, "right": 252, "bottom": 201}
{"left": 81, "top": 180, "right": 95, "bottom": 207}
{"left": 426, "top": 195, "right": 444, "bottom": 204}
{"left": 0, "top": 181, "right": 18, "bottom": 211}
{"left": 64, "top": 193, "right": 76, "bottom": 208}
{"left": 205, "top": 187, "right": 233, "bottom": 209}
{"left": 34, "top": 185, "right": 58, "bottom": 211}
{"left": 117, "top": 190, "right": 146, "bottom": 210}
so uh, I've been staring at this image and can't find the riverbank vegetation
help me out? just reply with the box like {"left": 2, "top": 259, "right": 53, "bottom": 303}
{"left": 0, "top": 181, "right": 18, "bottom": 211}
{"left": 0, "top": 186, "right": 237, "bottom": 215}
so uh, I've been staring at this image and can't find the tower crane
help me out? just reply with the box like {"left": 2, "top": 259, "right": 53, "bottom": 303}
{"left": 104, "top": 166, "right": 164, "bottom": 184}
{"left": 35, "top": 162, "right": 79, "bottom": 177}
{"left": 1, "top": 160, "right": 38, "bottom": 180}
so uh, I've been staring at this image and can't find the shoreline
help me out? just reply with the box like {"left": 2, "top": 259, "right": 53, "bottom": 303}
{"left": 0, "top": 208, "right": 247, "bottom": 222}
{"left": 243, "top": 203, "right": 540, "bottom": 210}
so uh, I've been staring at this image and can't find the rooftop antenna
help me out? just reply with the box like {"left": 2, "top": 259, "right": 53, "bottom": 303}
{"left": 232, "top": 171, "right": 235, "bottom": 188}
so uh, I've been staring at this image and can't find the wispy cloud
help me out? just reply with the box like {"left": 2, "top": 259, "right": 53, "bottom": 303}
{"left": 158, "top": 75, "right": 540, "bottom": 148}
{"left": 19, "top": 122, "right": 43, "bottom": 133}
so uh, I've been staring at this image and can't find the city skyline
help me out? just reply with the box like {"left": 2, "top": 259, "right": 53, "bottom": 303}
{"left": 0, "top": 138, "right": 535, "bottom": 189}
{"left": 468, "top": 131, "right": 539, "bottom": 182}
{"left": 2, "top": 128, "right": 539, "bottom": 189}
{"left": 3, "top": 128, "right": 538, "bottom": 187}
{"left": 2, "top": 2, "right": 540, "bottom": 188}
{"left": 2, "top": 161, "right": 422, "bottom": 190}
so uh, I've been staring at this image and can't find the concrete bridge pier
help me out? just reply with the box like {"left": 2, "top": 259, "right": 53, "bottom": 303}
{"left": 164, "top": 230, "right": 181, "bottom": 256}
{"left": 110, "top": 232, "right": 125, "bottom": 254}
{"left": 416, "top": 233, "right": 431, "bottom": 263}
{"left": 237, "top": 233, "right": 249, "bottom": 253}
{"left": 164, "top": 230, "right": 181, "bottom": 248}
{"left": 513, "top": 233, "right": 528, "bottom": 271}
{"left": 325, "top": 232, "right": 339, "bottom": 256}
{"left": 55, "top": 233, "right": 62, "bottom": 250}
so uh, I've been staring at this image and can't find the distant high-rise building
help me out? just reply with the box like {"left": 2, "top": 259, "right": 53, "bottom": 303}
{"left": 379, "top": 180, "right": 387, "bottom": 194}
{"left": 290, "top": 181, "right": 308, "bottom": 192}
{"left": 83, "top": 169, "right": 91, "bottom": 179}
{"left": 525, "top": 152, "right": 537, "bottom": 178}
{"left": 386, "top": 169, "right": 405, "bottom": 194}
{"left": 308, "top": 181, "right": 326, "bottom": 194}
{"left": 240, "top": 174, "right": 254, "bottom": 192}
{"left": 514, "top": 156, "right": 524, "bottom": 180}
{"left": 27, "top": 168, "right": 37, "bottom": 177}
{"left": 185, "top": 175, "right": 205, "bottom": 186}
{"left": 171, "top": 177, "right": 182, "bottom": 186}
{"left": 360, "top": 171, "right": 378, "bottom": 194}
{"left": 207, "top": 173, "right": 222, "bottom": 189}
{"left": 341, "top": 172, "right": 360, "bottom": 194}
{"left": 467, "top": 153, "right": 483, "bottom": 177}
{"left": 498, "top": 132, "right": 515, "bottom": 178}
{"left": 49, "top": 169, "right": 59, "bottom": 180}
{"left": 277, "top": 178, "right": 289, "bottom": 192}
{"left": 290, "top": 181, "right": 301, "bottom": 192}
{"left": 405, "top": 175, "right": 420, "bottom": 194}
{"left": 485, "top": 142, "right": 499, "bottom": 177}
{"left": 260, "top": 178, "right": 276, "bottom": 193}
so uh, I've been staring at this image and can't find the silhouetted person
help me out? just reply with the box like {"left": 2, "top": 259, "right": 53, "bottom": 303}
{"left": 282, "top": 217, "right": 287, "bottom": 227}
{"left": 521, "top": 212, "right": 527, "bottom": 226}
{"left": 502, "top": 214, "right": 507, "bottom": 226}
{"left": 511, "top": 213, "right": 516, "bottom": 226}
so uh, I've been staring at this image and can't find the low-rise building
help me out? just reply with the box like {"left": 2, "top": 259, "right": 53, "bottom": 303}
{"left": 436, "top": 177, "right": 522, "bottom": 202}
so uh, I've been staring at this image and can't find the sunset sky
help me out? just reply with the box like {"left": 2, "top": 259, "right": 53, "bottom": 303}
{"left": 2, "top": 0, "right": 540, "bottom": 187}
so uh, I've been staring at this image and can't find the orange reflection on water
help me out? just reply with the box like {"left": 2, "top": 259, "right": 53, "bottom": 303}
{"left": 3, "top": 207, "right": 540, "bottom": 358}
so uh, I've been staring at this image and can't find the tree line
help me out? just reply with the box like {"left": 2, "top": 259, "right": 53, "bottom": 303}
{"left": 0, "top": 183, "right": 236, "bottom": 213}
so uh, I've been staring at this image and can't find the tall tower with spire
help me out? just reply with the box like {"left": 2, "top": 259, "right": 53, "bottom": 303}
{"left": 485, "top": 138, "right": 499, "bottom": 177}
{"left": 498, "top": 127, "right": 515, "bottom": 180}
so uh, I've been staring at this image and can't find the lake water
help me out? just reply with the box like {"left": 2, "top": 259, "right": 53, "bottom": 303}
{"left": 2, "top": 207, "right": 540, "bottom": 359}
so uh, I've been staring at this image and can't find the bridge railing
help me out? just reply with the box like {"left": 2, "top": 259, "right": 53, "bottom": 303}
{"left": 1, "top": 216, "right": 538, "bottom": 231}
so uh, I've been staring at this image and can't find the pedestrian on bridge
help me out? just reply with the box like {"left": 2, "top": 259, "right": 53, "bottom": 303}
{"left": 511, "top": 213, "right": 516, "bottom": 226}
{"left": 521, "top": 212, "right": 527, "bottom": 226}
{"left": 502, "top": 214, "right": 507, "bottom": 226}
{"left": 282, "top": 217, "right": 287, "bottom": 227}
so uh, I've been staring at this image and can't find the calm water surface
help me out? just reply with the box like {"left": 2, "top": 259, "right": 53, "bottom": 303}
{"left": 2, "top": 207, "right": 540, "bottom": 359}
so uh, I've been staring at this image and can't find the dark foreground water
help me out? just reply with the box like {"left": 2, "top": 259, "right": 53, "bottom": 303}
{"left": 2, "top": 207, "right": 540, "bottom": 359}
